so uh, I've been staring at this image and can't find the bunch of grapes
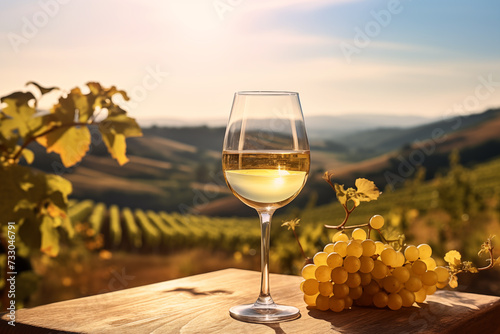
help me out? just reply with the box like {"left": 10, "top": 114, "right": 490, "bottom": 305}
{"left": 300, "top": 215, "right": 451, "bottom": 312}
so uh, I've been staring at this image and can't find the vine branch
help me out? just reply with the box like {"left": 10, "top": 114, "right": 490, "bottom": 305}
{"left": 324, "top": 202, "right": 356, "bottom": 230}
{"left": 478, "top": 241, "right": 495, "bottom": 271}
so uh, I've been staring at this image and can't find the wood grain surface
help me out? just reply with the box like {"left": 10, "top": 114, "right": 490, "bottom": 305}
{"left": 1, "top": 268, "right": 499, "bottom": 334}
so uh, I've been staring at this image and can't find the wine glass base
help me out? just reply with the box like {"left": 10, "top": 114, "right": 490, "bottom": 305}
{"left": 229, "top": 304, "right": 300, "bottom": 323}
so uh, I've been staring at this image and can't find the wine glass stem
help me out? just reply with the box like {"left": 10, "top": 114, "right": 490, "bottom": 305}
{"left": 255, "top": 210, "right": 276, "bottom": 308}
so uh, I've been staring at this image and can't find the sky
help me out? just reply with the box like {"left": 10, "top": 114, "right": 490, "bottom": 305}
{"left": 1, "top": 0, "right": 500, "bottom": 124}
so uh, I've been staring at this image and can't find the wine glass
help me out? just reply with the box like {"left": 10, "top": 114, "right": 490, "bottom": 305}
{"left": 222, "top": 91, "right": 310, "bottom": 323}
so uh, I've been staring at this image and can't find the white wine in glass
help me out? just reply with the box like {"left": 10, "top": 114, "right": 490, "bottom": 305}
{"left": 222, "top": 91, "right": 310, "bottom": 323}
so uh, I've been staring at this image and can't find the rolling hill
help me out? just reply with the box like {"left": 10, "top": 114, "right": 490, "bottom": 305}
{"left": 25, "top": 108, "right": 500, "bottom": 215}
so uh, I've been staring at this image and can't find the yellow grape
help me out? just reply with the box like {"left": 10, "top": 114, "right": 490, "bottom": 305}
{"left": 352, "top": 228, "right": 367, "bottom": 240}
{"left": 316, "top": 294, "right": 330, "bottom": 311}
{"left": 369, "top": 215, "right": 385, "bottom": 229}
{"left": 344, "top": 256, "right": 361, "bottom": 273}
{"left": 382, "top": 276, "right": 401, "bottom": 294}
{"left": 405, "top": 276, "right": 423, "bottom": 292}
{"left": 323, "top": 243, "right": 335, "bottom": 253}
{"left": 332, "top": 231, "right": 349, "bottom": 243}
{"left": 387, "top": 293, "right": 403, "bottom": 310}
{"left": 315, "top": 265, "right": 332, "bottom": 282}
{"left": 392, "top": 266, "right": 410, "bottom": 283}
{"left": 435, "top": 266, "right": 450, "bottom": 282}
{"left": 355, "top": 292, "right": 373, "bottom": 306}
{"left": 398, "top": 288, "right": 415, "bottom": 307}
{"left": 328, "top": 297, "right": 345, "bottom": 312}
{"left": 365, "top": 280, "right": 380, "bottom": 295}
{"left": 346, "top": 241, "right": 363, "bottom": 258}
{"left": 422, "top": 270, "right": 438, "bottom": 286}
{"left": 417, "top": 244, "right": 432, "bottom": 259}
{"left": 414, "top": 287, "right": 427, "bottom": 303}
{"left": 302, "top": 264, "right": 317, "bottom": 280}
{"left": 304, "top": 293, "right": 319, "bottom": 307}
{"left": 313, "top": 252, "right": 328, "bottom": 266}
{"left": 373, "top": 291, "right": 389, "bottom": 308}
{"left": 381, "top": 248, "right": 397, "bottom": 267}
{"left": 334, "top": 241, "right": 348, "bottom": 257}
{"left": 412, "top": 260, "right": 427, "bottom": 275}
{"left": 333, "top": 283, "right": 350, "bottom": 298}
{"left": 384, "top": 244, "right": 394, "bottom": 250}
{"left": 300, "top": 280, "right": 305, "bottom": 292}
{"left": 375, "top": 241, "right": 385, "bottom": 255}
{"left": 344, "top": 296, "right": 353, "bottom": 309}
{"left": 303, "top": 279, "right": 320, "bottom": 295}
{"left": 361, "top": 239, "right": 376, "bottom": 257}
{"left": 326, "top": 252, "right": 343, "bottom": 269}
{"left": 331, "top": 267, "right": 348, "bottom": 284}
{"left": 372, "top": 260, "right": 388, "bottom": 279}
{"left": 422, "top": 257, "right": 437, "bottom": 270}
{"left": 404, "top": 245, "right": 420, "bottom": 262}
{"left": 359, "top": 256, "right": 375, "bottom": 274}
{"left": 424, "top": 284, "right": 437, "bottom": 295}
{"left": 319, "top": 281, "right": 334, "bottom": 296}
{"left": 349, "top": 286, "right": 363, "bottom": 299}
{"left": 359, "top": 272, "right": 372, "bottom": 286}
{"left": 346, "top": 272, "right": 361, "bottom": 288}
{"left": 436, "top": 281, "right": 448, "bottom": 289}
{"left": 395, "top": 251, "right": 405, "bottom": 267}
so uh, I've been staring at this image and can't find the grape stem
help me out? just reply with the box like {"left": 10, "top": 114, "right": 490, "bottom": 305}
{"left": 291, "top": 226, "right": 309, "bottom": 262}
{"left": 324, "top": 202, "right": 356, "bottom": 230}
{"left": 478, "top": 239, "right": 495, "bottom": 271}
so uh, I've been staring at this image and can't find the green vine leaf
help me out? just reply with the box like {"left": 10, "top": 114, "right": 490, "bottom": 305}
{"left": 444, "top": 250, "right": 462, "bottom": 267}
{"left": 0, "top": 81, "right": 140, "bottom": 261}
{"left": 100, "top": 132, "right": 128, "bottom": 165}
{"left": 0, "top": 91, "right": 36, "bottom": 106}
{"left": 99, "top": 113, "right": 142, "bottom": 165}
{"left": 0, "top": 165, "right": 72, "bottom": 255}
{"left": 18, "top": 217, "right": 41, "bottom": 251}
{"left": 37, "top": 126, "right": 91, "bottom": 168}
{"left": 462, "top": 261, "right": 478, "bottom": 273}
{"left": 449, "top": 274, "right": 458, "bottom": 288}
{"left": 0, "top": 94, "right": 44, "bottom": 139}
{"left": 334, "top": 183, "right": 347, "bottom": 205}
{"left": 70, "top": 87, "right": 93, "bottom": 123}
{"left": 40, "top": 215, "right": 60, "bottom": 257}
{"left": 478, "top": 236, "right": 494, "bottom": 256}
{"left": 20, "top": 147, "right": 34, "bottom": 164}
{"left": 354, "top": 178, "right": 381, "bottom": 202}
{"left": 330, "top": 178, "right": 380, "bottom": 208}
{"left": 26, "top": 81, "right": 58, "bottom": 95}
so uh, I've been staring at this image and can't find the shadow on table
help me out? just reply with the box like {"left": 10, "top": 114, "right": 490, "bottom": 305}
{"left": 306, "top": 297, "right": 485, "bottom": 334}
{"left": 162, "top": 287, "right": 232, "bottom": 296}
{"left": 0, "top": 318, "right": 79, "bottom": 334}
{"left": 263, "top": 322, "right": 288, "bottom": 334}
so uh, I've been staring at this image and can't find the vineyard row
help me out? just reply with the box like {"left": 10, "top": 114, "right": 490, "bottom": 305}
{"left": 67, "top": 200, "right": 261, "bottom": 252}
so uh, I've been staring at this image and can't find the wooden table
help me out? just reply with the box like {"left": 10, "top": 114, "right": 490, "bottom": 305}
{"left": 1, "top": 268, "right": 500, "bottom": 333}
